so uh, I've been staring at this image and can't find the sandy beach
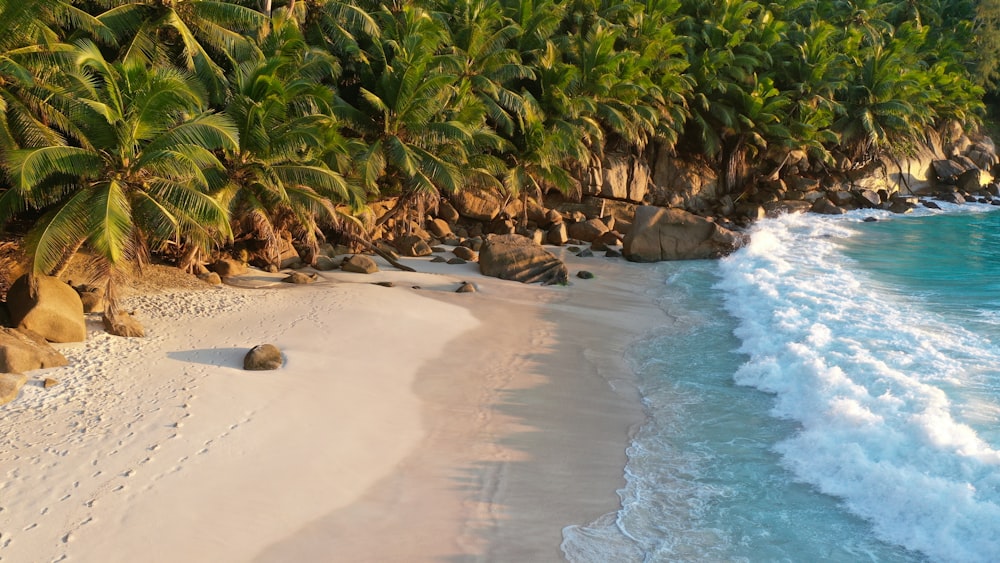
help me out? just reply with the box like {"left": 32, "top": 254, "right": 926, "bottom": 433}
{"left": 0, "top": 251, "right": 667, "bottom": 562}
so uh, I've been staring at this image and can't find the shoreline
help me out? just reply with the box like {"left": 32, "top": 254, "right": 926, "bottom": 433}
{"left": 0, "top": 252, "right": 668, "bottom": 562}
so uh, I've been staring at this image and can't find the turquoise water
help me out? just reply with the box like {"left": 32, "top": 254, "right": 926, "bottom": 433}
{"left": 563, "top": 205, "right": 1000, "bottom": 562}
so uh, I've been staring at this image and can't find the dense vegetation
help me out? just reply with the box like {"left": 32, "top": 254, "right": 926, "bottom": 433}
{"left": 0, "top": 0, "right": 997, "bottom": 294}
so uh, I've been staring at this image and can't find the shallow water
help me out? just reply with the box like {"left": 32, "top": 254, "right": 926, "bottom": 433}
{"left": 563, "top": 204, "right": 1000, "bottom": 562}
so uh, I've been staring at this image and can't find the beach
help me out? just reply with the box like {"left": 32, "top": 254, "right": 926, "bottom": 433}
{"left": 0, "top": 251, "right": 667, "bottom": 562}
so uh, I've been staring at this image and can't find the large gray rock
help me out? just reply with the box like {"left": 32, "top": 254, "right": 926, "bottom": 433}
{"left": 623, "top": 206, "right": 747, "bottom": 262}
{"left": 244, "top": 344, "right": 282, "bottom": 371}
{"left": 0, "top": 328, "right": 68, "bottom": 373}
{"left": 6, "top": 275, "right": 86, "bottom": 343}
{"left": 0, "top": 373, "right": 28, "bottom": 406}
{"left": 342, "top": 254, "right": 379, "bottom": 274}
{"left": 479, "top": 234, "right": 568, "bottom": 285}
{"left": 932, "top": 159, "right": 966, "bottom": 183}
{"left": 581, "top": 154, "right": 650, "bottom": 202}
{"left": 648, "top": 149, "right": 721, "bottom": 212}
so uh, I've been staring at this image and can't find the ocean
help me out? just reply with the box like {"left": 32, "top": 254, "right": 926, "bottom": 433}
{"left": 562, "top": 203, "right": 1000, "bottom": 562}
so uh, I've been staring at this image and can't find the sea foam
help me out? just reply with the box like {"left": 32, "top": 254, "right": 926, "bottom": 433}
{"left": 717, "top": 211, "right": 1000, "bottom": 562}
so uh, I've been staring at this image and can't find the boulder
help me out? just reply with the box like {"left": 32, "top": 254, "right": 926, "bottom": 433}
{"left": 208, "top": 258, "right": 247, "bottom": 277}
{"left": 103, "top": 312, "right": 145, "bottom": 338}
{"left": 577, "top": 271, "right": 595, "bottom": 280}
{"left": 342, "top": 254, "right": 379, "bottom": 274}
{"left": 0, "top": 373, "right": 28, "bottom": 406}
{"left": 73, "top": 284, "right": 105, "bottom": 314}
{"left": 0, "top": 328, "right": 69, "bottom": 373}
{"left": 479, "top": 234, "right": 569, "bottom": 285}
{"left": 6, "top": 275, "right": 86, "bottom": 343}
{"left": 437, "top": 200, "right": 461, "bottom": 223}
{"left": 956, "top": 168, "right": 982, "bottom": 193}
{"left": 455, "top": 282, "right": 477, "bottom": 293}
{"left": 447, "top": 257, "right": 467, "bottom": 265}
{"left": 590, "top": 231, "right": 622, "bottom": 251}
{"left": 932, "top": 159, "right": 965, "bottom": 183}
{"left": 855, "top": 189, "right": 882, "bottom": 208}
{"left": 566, "top": 218, "right": 610, "bottom": 243}
{"left": 396, "top": 235, "right": 433, "bottom": 257}
{"left": 546, "top": 223, "right": 569, "bottom": 246}
{"left": 623, "top": 206, "right": 747, "bottom": 262}
{"left": 198, "top": 272, "right": 223, "bottom": 285}
{"left": 244, "top": 344, "right": 282, "bottom": 371}
{"left": 430, "top": 256, "right": 447, "bottom": 263}
{"left": 314, "top": 256, "right": 339, "bottom": 271}
{"left": 283, "top": 272, "right": 317, "bottom": 284}
{"left": 427, "top": 218, "right": 453, "bottom": 238}
{"left": 453, "top": 246, "right": 478, "bottom": 261}
{"left": 811, "top": 197, "right": 845, "bottom": 215}
{"left": 451, "top": 189, "right": 502, "bottom": 221}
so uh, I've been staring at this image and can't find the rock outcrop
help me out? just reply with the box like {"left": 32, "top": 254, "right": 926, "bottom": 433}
{"left": 623, "top": 206, "right": 747, "bottom": 262}
{"left": 479, "top": 234, "right": 568, "bottom": 285}
{"left": 6, "top": 275, "right": 86, "bottom": 343}
{"left": 0, "top": 327, "right": 69, "bottom": 373}
{"left": 244, "top": 344, "right": 283, "bottom": 370}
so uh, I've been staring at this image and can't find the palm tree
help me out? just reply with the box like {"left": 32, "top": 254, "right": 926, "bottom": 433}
{"left": 0, "top": 41, "right": 237, "bottom": 312}
{"left": 95, "top": 0, "right": 267, "bottom": 105}
{"left": 215, "top": 14, "right": 361, "bottom": 268}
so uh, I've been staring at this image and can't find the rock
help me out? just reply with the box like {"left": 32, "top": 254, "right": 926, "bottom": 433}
{"left": 437, "top": 200, "right": 461, "bottom": 223}
{"left": 198, "top": 272, "right": 223, "bottom": 285}
{"left": 605, "top": 249, "right": 622, "bottom": 258}
{"left": 208, "top": 258, "right": 247, "bottom": 277}
{"left": 283, "top": 272, "right": 317, "bottom": 284}
{"left": 479, "top": 234, "right": 569, "bottom": 285}
{"left": 0, "top": 328, "right": 69, "bottom": 373}
{"left": 0, "top": 373, "right": 28, "bottom": 406}
{"left": 314, "top": 256, "right": 339, "bottom": 271}
{"left": 938, "top": 191, "right": 966, "bottom": 204}
{"left": 103, "top": 312, "right": 144, "bottom": 338}
{"left": 430, "top": 256, "right": 447, "bottom": 263}
{"left": 447, "top": 257, "right": 467, "bottom": 265}
{"left": 577, "top": 270, "right": 595, "bottom": 279}
{"left": 455, "top": 282, "right": 477, "bottom": 293}
{"left": 451, "top": 189, "right": 502, "bottom": 221}
{"left": 828, "top": 190, "right": 855, "bottom": 207}
{"left": 396, "top": 235, "right": 433, "bottom": 257}
{"left": 72, "top": 284, "right": 105, "bottom": 314}
{"left": 427, "top": 218, "right": 453, "bottom": 238}
{"left": 374, "top": 281, "right": 395, "bottom": 288}
{"left": 244, "top": 344, "right": 282, "bottom": 371}
{"left": 374, "top": 241, "right": 400, "bottom": 261}
{"left": 577, "top": 249, "right": 594, "bottom": 258}
{"left": 923, "top": 200, "right": 942, "bottom": 209}
{"left": 43, "top": 377, "right": 59, "bottom": 389}
{"left": 452, "top": 246, "right": 478, "bottom": 261}
{"left": 863, "top": 216, "right": 878, "bottom": 222}
{"left": 6, "top": 275, "right": 86, "bottom": 343}
{"left": 566, "top": 218, "right": 610, "bottom": 243}
{"left": 956, "top": 168, "right": 982, "bottom": 193}
{"left": 623, "top": 206, "right": 747, "bottom": 262}
{"left": 888, "top": 199, "right": 915, "bottom": 214}
{"left": 811, "top": 197, "right": 845, "bottom": 215}
{"left": 932, "top": 159, "right": 966, "bottom": 183}
{"left": 545, "top": 209, "right": 564, "bottom": 225}
{"left": 546, "top": 223, "right": 568, "bottom": 246}
{"left": 342, "top": 254, "right": 379, "bottom": 274}
{"left": 590, "top": 231, "right": 621, "bottom": 251}
{"left": 763, "top": 200, "right": 813, "bottom": 217}
{"left": 855, "top": 189, "right": 882, "bottom": 208}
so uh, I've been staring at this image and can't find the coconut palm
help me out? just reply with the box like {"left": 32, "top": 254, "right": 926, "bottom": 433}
{"left": 0, "top": 41, "right": 237, "bottom": 312}
{"left": 215, "top": 14, "right": 361, "bottom": 268}
{"left": 94, "top": 0, "right": 267, "bottom": 105}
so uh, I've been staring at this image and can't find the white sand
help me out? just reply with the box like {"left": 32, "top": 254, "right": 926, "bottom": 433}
{"left": 0, "top": 250, "right": 667, "bottom": 562}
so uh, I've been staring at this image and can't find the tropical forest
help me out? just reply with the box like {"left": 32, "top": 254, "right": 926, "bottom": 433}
{"left": 1, "top": 0, "right": 998, "bottom": 297}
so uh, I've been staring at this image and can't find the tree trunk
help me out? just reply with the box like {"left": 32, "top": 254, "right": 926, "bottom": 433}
{"left": 47, "top": 238, "right": 86, "bottom": 278}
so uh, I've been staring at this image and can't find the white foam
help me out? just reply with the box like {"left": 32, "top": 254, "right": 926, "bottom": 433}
{"left": 717, "top": 212, "right": 1000, "bottom": 562}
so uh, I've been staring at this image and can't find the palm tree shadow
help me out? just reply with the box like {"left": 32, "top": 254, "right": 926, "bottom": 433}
{"left": 167, "top": 347, "right": 247, "bottom": 368}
